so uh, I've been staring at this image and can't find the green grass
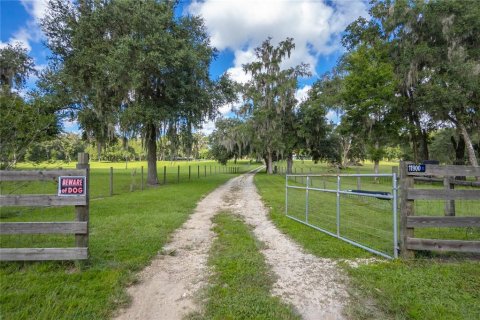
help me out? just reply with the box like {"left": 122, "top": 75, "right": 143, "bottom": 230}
{"left": 189, "top": 212, "right": 300, "bottom": 320}
{"left": 254, "top": 165, "right": 480, "bottom": 320}
{"left": 346, "top": 260, "right": 480, "bottom": 320}
{"left": 0, "top": 174, "right": 234, "bottom": 319}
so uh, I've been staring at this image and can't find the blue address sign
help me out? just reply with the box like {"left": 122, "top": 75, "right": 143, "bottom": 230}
{"left": 407, "top": 164, "right": 426, "bottom": 173}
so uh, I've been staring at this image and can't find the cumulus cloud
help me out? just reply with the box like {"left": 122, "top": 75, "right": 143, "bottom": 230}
{"left": 63, "top": 119, "right": 80, "bottom": 133}
{"left": 2, "top": 0, "right": 49, "bottom": 52}
{"left": 20, "top": 0, "right": 50, "bottom": 23}
{"left": 189, "top": 0, "right": 368, "bottom": 77}
{"left": 295, "top": 85, "right": 312, "bottom": 105}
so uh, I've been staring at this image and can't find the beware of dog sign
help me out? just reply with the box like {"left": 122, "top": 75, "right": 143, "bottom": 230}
{"left": 58, "top": 176, "right": 86, "bottom": 196}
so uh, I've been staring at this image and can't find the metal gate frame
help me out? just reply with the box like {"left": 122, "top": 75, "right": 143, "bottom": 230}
{"left": 286, "top": 173, "right": 398, "bottom": 259}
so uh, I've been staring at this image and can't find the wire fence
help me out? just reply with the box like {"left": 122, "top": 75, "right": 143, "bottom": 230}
{"left": 0, "top": 164, "right": 243, "bottom": 200}
{"left": 286, "top": 173, "right": 398, "bottom": 259}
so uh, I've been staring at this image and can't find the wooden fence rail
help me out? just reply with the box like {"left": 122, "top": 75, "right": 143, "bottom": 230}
{"left": 399, "top": 161, "right": 480, "bottom": 258}
{"left": 0, "top": 153, "right": 90, "bottom": 261}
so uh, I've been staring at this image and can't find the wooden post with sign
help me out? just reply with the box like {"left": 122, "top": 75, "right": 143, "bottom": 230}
{"left": 399, "top": 161, "right": 480, "bottom": 257}
{"left": 75, "top": 153, "right": 89, "bottom": 249}
{"left": 0, "top": 153, "right": 89, "bottom": 261}
{"left": 399, "top": 161, "right": 415, "bottom": 259}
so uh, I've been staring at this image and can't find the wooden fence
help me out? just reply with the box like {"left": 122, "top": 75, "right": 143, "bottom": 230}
{"left": 0, "top": 153, "right": 90, "bottom": 261}
{"left": 399, "top": 161, "right": 480, "bottom": 258}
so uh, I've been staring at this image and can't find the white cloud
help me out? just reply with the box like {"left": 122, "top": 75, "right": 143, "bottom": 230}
{"left": 2, "top": 1, "right": 49, "bottom": 53}
{"left": 20, "top": 0, "right": 50, "bottom": 23}
{"left": 326, "top": 110, "right": 341, "bottom": 124}
{"left": 189, "top": 0, "right": 368, "bottom": 76}
{"left": 200, "top": 120, "right": 216, "bottom": 135}
{"left": 295, "top": 85, "right": 311, "bottom": 105}
{"left": 63, "top": 119, "right": 80, "bottom": 133}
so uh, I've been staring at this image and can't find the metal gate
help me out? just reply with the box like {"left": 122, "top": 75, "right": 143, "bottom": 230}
{"left": 286, "top": 173, "right": 398, "bottom": 259}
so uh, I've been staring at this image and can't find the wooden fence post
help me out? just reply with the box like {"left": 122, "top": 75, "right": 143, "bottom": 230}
{"left": 444, "top": 176, "right": 455, "bottom": 216}
{"left": 163, "top": 166, "right": 167, "bottom": 185}
{"left": 399, "top": 161, "right": 414, "bottom": 259}
{"left": 130, "top": 169, "right": 136, "bottom": 192}
{"left": 356, "top": 167, "right": 361, "bottom": 190}
{"left": 177, "top": 165, "right": 180, "bottom": 183}
{"left": 110, "top": 167, "right": 113, "bottom": 196}
{"left": 76, "top": 153, "right": 89, "bottom": 249}
{"left": 141, "top": 166, "right": 144, "bottom": 190}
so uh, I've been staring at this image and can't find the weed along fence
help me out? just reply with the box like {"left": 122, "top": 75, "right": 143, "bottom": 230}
{"left": 399, "top": 162, "right": 480, "bottom": 258}
{"left": 286, "top": 173, "right": 398, "bottom": 259}
{"left": 0, "top": 153, "right": 90, "bottom": 261}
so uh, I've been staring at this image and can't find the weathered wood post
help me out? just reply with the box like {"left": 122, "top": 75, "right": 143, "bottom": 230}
{"left": 141, "top": 166, "right": 144, "bottom": 190}
{"left": 130, "top": 169, "right": 136, "bottom": 192}
{"left": 444, "top": 176, "right": 455, "bottom": 216}
{"left": 177, "top": 165, "right": 180, "bottom": 183}
{"left": 110, "top": 167, "right": 113, "bottom": 196}
{"left": 356, "top": 167, "right": 361, "bottom": 190}
{"left": 163, "top": 166, "right": 167, "bottom": 185}
{"left": 399, "top": 161, "right": 414, "bottom": 258}
{"left": 76, "top": 153, "right": 89, "bottom": 250}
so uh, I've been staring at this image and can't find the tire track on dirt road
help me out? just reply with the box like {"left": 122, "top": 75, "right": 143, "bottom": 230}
{"left": 114, "top": 170, "right": 348, "bottom": 320}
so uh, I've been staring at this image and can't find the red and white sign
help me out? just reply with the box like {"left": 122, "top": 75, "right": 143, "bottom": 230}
{"left": 58, "top": 176, "right": 86, "bottom": 196}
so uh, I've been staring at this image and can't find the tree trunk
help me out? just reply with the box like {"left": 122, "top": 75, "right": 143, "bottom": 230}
{"left": 420, "top": 129, "right": 429, "bottom": 161}
{"left": 341, "top": 136, "right": 352, "bottom": 168}
{"left": 266, "top": 150, "right": 273, "bottom": 174}
{"left": 286, "top": 153, "right": 293, "bottom": 174}
{"left": 458, "top": 122, "right": 479, "bottom": 168}
{"left": 96, "top": 142, "right": 102, "bottom": 162}
{"left": 451, "top": 133, "right": 466, "bottom": 165}
{"left": 374, "top": 160, "right": 379, "bottom": 175}
{"left": 146, "top": 123, "right": 158, "bottom": 185}
{"left": 373, "top": 140, "right": 380, "bottom": 183}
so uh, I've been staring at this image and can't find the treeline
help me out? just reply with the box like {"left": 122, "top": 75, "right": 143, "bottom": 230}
{"left": 15, "top": 132, "right": 212, "bottom": 164}
{"left": 209, "top": 0, "right": 479, "bottom": 174}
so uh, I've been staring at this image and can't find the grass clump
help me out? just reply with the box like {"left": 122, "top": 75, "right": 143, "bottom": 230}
{"left": 191, "top": 212, "right": 300, "bottom": 320}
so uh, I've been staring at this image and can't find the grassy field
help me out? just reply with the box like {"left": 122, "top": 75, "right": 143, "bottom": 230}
{"left": 188, "top": 212, "right": 300, "bottom": 320}
{"left": 255, "top": 161, "right": 480, "bottom": 320}
{"left": 0, "top": 161, "right": 251, "bottom": 319}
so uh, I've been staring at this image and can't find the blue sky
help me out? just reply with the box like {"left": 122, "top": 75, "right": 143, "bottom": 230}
{"left": 1, "top": 0, "right": 369, "bottom": 132}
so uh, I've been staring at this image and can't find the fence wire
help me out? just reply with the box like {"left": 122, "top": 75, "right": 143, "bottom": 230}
{"left": 286, "top": 174, "right": 398, "bottom": 259}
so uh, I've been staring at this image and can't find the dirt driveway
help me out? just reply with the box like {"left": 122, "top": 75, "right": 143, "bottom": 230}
{"left": 114, "top": 171, "right": 348, "bottom": 320}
